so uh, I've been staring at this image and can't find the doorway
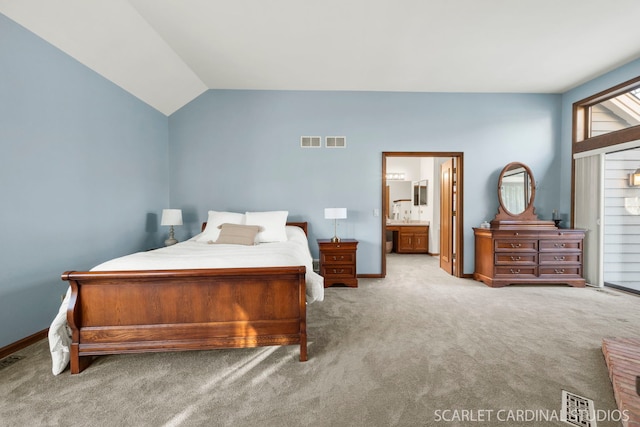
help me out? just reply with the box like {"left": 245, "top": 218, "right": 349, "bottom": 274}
{"left": 381, "top": 152, "right": 464, "bottom": 278}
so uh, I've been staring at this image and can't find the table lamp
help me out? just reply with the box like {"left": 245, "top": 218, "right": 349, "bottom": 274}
{"left": 324, "top": 208, "right": 347, "bottom": 243}
{"left": 161, "top": 209, "right": 183, "bottom": 246}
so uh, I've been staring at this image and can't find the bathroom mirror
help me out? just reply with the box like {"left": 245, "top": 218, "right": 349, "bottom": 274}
{"left": 491, "top": 162, "right": 554, "bottom": 229}
{"left": 413, "top": 180, "right": 427, "bottom": 206}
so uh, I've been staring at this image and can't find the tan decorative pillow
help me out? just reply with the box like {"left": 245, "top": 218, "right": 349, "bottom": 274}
{"left": 211, "top": 223, "right": 261, "bottom": 246}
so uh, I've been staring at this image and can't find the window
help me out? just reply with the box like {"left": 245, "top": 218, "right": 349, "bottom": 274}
{"left": 573, "top": 76, "right": 640, "bottom": 154}
{"left": 572, "top": 76, "right": 640, "bottom": 292}
{"left": 589, "top": 87, "right": 640, "bottom": 138}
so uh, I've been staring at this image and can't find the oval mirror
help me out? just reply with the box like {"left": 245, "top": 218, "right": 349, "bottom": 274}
{"left": 498, "top": 162, "right": 534, "bottom": 216}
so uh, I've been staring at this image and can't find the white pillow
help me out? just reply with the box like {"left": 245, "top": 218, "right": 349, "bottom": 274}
{"left": 245, "top": 211, "right": 289, "bottom": 242}
{"left": 196, "top": 211, "right": 245, "bottom": 242}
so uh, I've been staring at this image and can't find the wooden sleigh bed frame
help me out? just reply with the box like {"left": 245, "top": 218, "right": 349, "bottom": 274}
{"left": 61, "top": 222, "right": 309, "bottom": 374}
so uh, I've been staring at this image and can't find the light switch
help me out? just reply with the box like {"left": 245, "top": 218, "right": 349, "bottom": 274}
{"left": 373, "top": 208, "right": 380, "bottom": 217}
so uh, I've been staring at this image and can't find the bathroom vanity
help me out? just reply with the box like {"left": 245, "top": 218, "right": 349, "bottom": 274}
{"left": 386, "top": 223, "right": 429, "bottom": 254}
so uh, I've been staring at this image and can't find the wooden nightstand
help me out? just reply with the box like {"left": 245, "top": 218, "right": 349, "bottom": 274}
{"left": 317, "top": 239, "right": 358, "bottom": 288}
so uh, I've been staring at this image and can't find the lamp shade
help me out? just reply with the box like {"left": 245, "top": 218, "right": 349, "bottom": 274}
{"left": 161, "top": 209, "right": 183, "bottom": 226}
{"left": 324, "top": 208, "right": 347, "bottom": 220}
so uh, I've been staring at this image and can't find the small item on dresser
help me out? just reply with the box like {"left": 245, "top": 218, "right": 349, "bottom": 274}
{"left": 479, "top": 221, "right": 490, "bottom": 229}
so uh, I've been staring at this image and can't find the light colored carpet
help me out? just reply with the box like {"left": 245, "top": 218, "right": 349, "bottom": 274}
{"left": 1, "top": 254, "right": 639, "bottom": 427}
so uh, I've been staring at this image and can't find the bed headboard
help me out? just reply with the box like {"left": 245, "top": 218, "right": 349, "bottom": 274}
{"left": 201, "top": 221, "right": 308, "bottom": 236}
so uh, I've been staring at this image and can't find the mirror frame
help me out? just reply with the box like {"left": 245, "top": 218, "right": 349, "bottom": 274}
{"left": 490, "top": 162, "right": 555, "bottom": 229}
{"left": 498, "top": 163, "right": 534, "bottom": 217}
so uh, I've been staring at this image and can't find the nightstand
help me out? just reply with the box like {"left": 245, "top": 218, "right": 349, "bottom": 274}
{"left": 317, "top": 239, "right": 358, "bottom": 288}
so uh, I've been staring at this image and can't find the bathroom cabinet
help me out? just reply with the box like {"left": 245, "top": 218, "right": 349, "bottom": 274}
{"left": 386, "top": 225, "right": 429, "bottom": 254}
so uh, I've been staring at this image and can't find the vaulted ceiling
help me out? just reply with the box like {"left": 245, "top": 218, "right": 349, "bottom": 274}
{"left": 2, "top": 0, "right": 640, "bottom": 115}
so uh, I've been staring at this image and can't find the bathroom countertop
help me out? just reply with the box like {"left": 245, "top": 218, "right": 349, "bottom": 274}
{"left": 386, "top": 221, "right": 430, "bottom": 226}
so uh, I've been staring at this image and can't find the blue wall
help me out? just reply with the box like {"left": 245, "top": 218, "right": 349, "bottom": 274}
{"left": 168, "top": 90, "right": 563, "bottom": 275}
{"left": 0, "top": 15, "right": 169, "bottom": 347}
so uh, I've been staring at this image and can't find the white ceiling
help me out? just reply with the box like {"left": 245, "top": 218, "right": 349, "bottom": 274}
{"left": 2, "top": 0, "right": 640, "bottom": 116}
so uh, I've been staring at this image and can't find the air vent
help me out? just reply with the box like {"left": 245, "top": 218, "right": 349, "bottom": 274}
{"left": 561, "top": 390, "right": 597, "bottom": 427}
{"left": 326, "top": 136, "right": 346, "bottom": 148}
{"left": 300, "top": 136, "right": 321, "bottom": 148}
{"left": 0, "top": 355, "right": 24, "bottom": 370}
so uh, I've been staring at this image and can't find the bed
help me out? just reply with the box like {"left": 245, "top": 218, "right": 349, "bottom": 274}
{"left": 49, "top": 211, "right": 323, "bottom": 375}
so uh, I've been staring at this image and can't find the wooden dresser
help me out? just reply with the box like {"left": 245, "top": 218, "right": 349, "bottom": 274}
{"left": 317, "top": 239, "right": 358, "bottom": 288}
{"left": 473, "top": 227, "right": 585, "bottom": 287}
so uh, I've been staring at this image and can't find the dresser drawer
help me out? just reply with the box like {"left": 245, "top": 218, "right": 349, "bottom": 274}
{"left": 495, "top": 253, "right": 537, "bottom": 265}
{"left": 539, "top": 253, "right": 581, "bottom": 264}
{"left": 539, "top": 266, "right": 582, "bottom": 277}
{"left": 539, "top": 240, "right": 582, "bottom": 251}
{"left": 494, "top": 239, "right": 537, "bottom": 252}
{"left": 321, "top": 265, "right": 355, "bottom": 278}
{"left": 321, "top": 252, "right": 356, "bottom": 264}
{"left": 491, "top": 230, "right": 538, "bottom": 239}
{"left": 494, "top": 266, "right": 537, "bottom": 277}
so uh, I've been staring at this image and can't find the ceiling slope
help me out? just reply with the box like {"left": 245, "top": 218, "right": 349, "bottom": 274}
{"left": 2, "top": 0, "right": 640, "bottom": 115}
{"left": 0, "top": 0, "right": 208, "bottom": 115}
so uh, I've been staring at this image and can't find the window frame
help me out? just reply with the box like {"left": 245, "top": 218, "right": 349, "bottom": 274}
{"left": 573, "top": 75, "right": 640, "bottom": 155}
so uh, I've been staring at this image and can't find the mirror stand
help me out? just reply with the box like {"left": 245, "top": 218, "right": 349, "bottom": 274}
{"left": 490, "top": 206, "right": 556, "bottom": 229}
{"left": 490, "top": 162, "right": 556, "bottom": 230}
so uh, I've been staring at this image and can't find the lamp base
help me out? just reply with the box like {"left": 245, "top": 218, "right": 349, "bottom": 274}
{"left": 165, "top": 225, "right": 178, "bottom": 246}
{"left": 331, "top": 236, "right": 341, "bottom": 243}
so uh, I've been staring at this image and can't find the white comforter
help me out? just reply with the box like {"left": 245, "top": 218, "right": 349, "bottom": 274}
{"left": 48, "top": 226, "right": 323, "bottom": 375}
{"left": 92, "top": 226, "right": 324, "bottom": 302}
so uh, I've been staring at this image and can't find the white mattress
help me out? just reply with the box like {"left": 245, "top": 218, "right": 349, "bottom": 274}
{"left": 48, "top": 225, "right": 323, "bottom": 375}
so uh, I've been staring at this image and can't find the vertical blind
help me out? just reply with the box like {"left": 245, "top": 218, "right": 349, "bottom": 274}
{"left": 574, "top": 153, "right": 604, "bottom": 287}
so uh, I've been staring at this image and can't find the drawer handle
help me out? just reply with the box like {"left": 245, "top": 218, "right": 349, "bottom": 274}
{"left": 510, "top": 256, "right": 521, "bottom": 261}
{"left": 510, "top": 269, "right": 521, "bottom": 274}
{"left": 513, "top": 232, "right": 519, "bottom": 236}
{"left": 332, "top": 256, "right": 345, "bottom": 261}
{"left": 554, "top": 256, "right": 566, "bottom": 261}
{"left": 554, "top": 268, "right": 565, "bottom": 274}
{"left": 510, "top": 243, "right": 522, "bottom": 248}
{"left": 332, "top": 269, "right": 344, "bottom": 274}
{"left": 554, "top": 243, "right": 566, "bottom": 248}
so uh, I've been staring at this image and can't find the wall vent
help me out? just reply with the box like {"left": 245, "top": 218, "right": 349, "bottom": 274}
{"left": 300, "top": 136, "right": 321, "bottom": 148}
{"left": 326, "top": 136, "right": 346, "bottom": 148}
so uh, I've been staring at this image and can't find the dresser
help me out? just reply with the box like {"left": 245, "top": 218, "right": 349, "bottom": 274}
{"left": 317, "top": 239, "right": 358, "bottom": 288}
{"left": 473, "top": 228, "right": 585, "bottom": 287}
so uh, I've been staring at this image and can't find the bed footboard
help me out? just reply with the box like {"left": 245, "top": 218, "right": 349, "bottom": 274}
{"left": 62, "top": 266, "right": 307, "bottom": 374}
